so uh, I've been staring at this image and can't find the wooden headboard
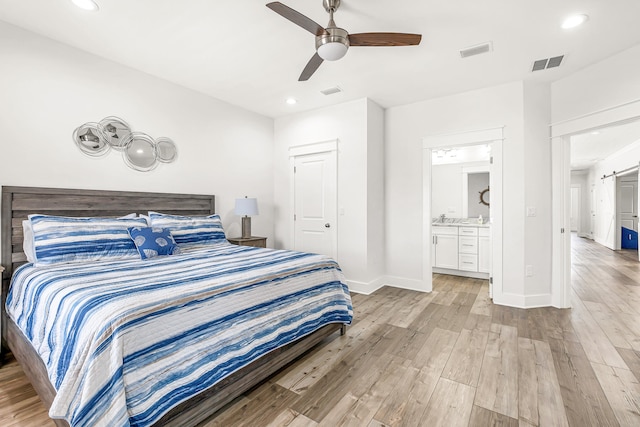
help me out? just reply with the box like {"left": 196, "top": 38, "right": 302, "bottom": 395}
{"left": 1, "top": 186, "right": 215, "bottom": 331}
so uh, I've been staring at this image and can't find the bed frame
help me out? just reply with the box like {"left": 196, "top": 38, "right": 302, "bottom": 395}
{"left": 1, "top": 186, "right": 343, "bottom": 427}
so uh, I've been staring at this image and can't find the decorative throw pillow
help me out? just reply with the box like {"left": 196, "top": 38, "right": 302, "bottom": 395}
{"left": 128, "top": 226, "right": 181, "bottom": 260}
{"left": 147, "top": 212, "right": 226, "bottom": 247}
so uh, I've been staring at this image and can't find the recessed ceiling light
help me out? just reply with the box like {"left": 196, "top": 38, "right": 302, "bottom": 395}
{"left": 562, "top": 14, "right": 589, "bottom": 29}
{"left": 71, "top": 0, "right": 99, "bottom": 12}
{"left": 285, "top": 98, "right": 297, "bottom": 105}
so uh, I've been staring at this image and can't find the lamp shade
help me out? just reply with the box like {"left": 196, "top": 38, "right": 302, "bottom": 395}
{"left": 235, "top": 197, "right": 258, "bottom": 216}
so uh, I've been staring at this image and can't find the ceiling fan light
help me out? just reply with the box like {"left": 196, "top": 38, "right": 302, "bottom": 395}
{"left": 317, "top": 42, "right": 348, "bottom": 61}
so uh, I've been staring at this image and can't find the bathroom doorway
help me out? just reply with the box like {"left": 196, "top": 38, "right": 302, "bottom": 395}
{"left": 423, "top": 128, "right": 504, "bottom": 301}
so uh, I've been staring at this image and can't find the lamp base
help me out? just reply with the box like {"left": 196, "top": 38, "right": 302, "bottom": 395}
{"left": 241, "top": 216, "right": 252, "bottom": 238}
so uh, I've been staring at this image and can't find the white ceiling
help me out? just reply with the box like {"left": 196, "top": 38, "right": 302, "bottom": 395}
{"left": 571, "top": 120, "right": 640, "bottom": 170}
{"left": 1, "top": 0, "right": 640, "bottom": 118}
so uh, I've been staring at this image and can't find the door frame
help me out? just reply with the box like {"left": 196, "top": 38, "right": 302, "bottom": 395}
{"left": 289, "top": 139, "right": 339, "bottom": 260}
{"left": 423, "top": 127, "right": 504, "bottom": 299}
{"left": 550, "top": 98, "right": 640, "bottom": 308}
{"left": 615, "top": 169, "right": 639, "bottom": 250}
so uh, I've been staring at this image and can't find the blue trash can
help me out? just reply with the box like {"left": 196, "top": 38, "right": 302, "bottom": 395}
{"left": 622, "top": 227, "right": 638, "bottom": 250}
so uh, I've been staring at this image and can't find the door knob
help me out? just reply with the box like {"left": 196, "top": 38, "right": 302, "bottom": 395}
{"left": 325, "top": 223, "right": 331, "bottom": 228}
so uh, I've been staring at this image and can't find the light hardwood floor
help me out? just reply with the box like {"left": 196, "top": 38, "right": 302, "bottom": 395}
{"left": 2, "top": 234, "right": 640, "bottom": 426}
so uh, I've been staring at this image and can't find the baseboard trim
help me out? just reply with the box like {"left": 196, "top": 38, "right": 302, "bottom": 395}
{"left": 345, "top": 275, "right": 430, "bottom": 294}
{"left": 382, "top": 276, "right": 430, "bottom": 292}
{"left": 432, "top": 268, "right": 490, "bottom": 280}
{"left": 345, "top": 277, "right": 386, "bottom": 295}
{"left": 493, "top": 292, "right": 552, "bottom": 308}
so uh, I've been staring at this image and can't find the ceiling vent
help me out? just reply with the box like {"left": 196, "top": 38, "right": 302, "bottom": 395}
{"left": 320, "top": 86, "right": 342, "bottom": 96}
{"left": 459, "top": 42, "right": 493, "bottom": 58}
{"left": 532, "top": 55, "right": 564, "bottom": 72}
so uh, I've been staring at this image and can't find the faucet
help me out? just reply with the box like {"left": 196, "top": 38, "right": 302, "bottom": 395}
{"left": 439, "top": 213, "right": 446, "bottom": 222}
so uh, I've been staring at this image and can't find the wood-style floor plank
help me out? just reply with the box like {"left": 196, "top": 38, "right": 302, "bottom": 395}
{"left": 1, "top": 234, "right": 638, "bottom": 427}
{"left": 474, "top": 323, "right": 519, "bottom": 419}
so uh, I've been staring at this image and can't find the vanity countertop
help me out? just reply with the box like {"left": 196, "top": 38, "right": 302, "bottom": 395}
{"left": 432, "top": 218, "right": 490, "bottom": 228}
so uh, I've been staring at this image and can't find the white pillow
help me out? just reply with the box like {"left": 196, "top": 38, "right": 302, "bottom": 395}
{"left": 22, "top": 220, "right": 36, "bottom": 263}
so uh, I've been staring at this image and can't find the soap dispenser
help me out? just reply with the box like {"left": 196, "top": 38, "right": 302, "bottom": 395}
{"left": 478, "top": 215, "right": 483, "bottom": 224}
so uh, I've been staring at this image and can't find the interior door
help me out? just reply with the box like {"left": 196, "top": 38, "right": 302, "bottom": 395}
{"left": 293, "top": 151, "right": 337, "bottom": 259}
{"left": 619, "top": 176, "right": 638, "bottom": 231}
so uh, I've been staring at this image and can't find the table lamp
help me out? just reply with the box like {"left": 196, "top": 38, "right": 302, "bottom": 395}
{"left": 235, "top": 196, "right": 258, "bottom": 238}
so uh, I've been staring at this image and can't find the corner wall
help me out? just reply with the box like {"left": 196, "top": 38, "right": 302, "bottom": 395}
{"left": 273, "top": 98, "right": 385, "bottom": 292}
{"left": 385, "top": 81, "right": 555, "bottom": 306}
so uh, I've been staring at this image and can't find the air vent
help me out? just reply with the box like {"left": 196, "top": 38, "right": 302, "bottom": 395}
{"left": 547, "top": 55, "right": 564, "bottom": 68}
{"left": 459, "top": 42, "right": 493, "bottom": 58}
{"left": 320, "top": 86, "right": 342, "bottom": 96}
{"left": 532, "top": 55, "right": 564, "bottom": 72}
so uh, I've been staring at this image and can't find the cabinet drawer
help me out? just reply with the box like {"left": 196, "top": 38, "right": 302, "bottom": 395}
{"left": 479, "top": 227, "right": 490, "bottom": 237}
{"left": 459, "top": 236, "right": 478, "bottom": 254}
{"left": 432, "top": 226, "right": 459, "bottom": 236}
{"left": 459, "top": 254, "right": 478, "bottom": 271}
{"left": 458, "top": 227, "right": 478, "bottom": 236}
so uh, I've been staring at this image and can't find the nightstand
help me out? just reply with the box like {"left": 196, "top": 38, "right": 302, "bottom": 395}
{"left": 227, "top": 236, "right": 267, "bottom": 248}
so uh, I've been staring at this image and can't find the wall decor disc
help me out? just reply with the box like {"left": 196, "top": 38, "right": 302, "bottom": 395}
{"left": 122, "top": 132, "right": 158, "bottom": 172}
{"left": 99, "top": 116, "right": 131, "bottom": 151}
{"left": 73, "top": 122, "right": 110, "bottom": 157}
{"left": 155, "top": 137, "right": 178, "bottom": 163}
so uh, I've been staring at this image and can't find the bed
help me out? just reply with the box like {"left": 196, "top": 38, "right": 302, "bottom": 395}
{"left": 0, "top": 186, "right": 352, "bottom": 427}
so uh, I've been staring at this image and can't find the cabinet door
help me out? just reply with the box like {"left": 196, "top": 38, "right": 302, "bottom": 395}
{"left": 434, "top": 234, "right": 459, "bottom": 269}
{"left": 478, "top": 236, "right": 491, "bottom": 273}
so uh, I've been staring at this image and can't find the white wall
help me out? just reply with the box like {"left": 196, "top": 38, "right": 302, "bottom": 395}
{"left": 0, "top": 22, "right": 274, "bottom": 242}
{"left": 432, "top": 164, "right": 464, "bottom": 218}
{"left": 366, "top": 100, "right": 386, "bottom": 283}
{"left": 522, "top": 81, "right": 552, "bottom": 301}
{"left": 386, "top": 80, "right": 554, "bottom": 306}
{"left": 273, "top": 98, "right": 385, "bottom": 290}
{"left": 552, "top": 44, "right": 640, "bottom": 123}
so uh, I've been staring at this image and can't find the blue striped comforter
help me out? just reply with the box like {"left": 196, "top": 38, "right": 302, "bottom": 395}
{"left": 6, "top": 243, "right": 353, "bottom": 427}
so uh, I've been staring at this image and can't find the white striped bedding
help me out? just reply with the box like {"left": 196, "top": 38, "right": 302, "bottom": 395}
{"left": 6, "top": 242, "right": 353, "bottom": 427}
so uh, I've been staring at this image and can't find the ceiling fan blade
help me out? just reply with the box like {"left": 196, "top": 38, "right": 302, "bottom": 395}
{"left": 299, "top": 53, "right": 324, "bottom": 81}
{"left": 266, "top": 2, "right": 328, "bottom": 36}
{"left": 349, "top": 32, "right": 422, "bottom": 47}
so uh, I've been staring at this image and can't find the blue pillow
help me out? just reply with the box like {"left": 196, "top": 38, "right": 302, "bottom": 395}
{"left": 128, "top": 227, "right": 181, "bottom": 259}
{"left": 147, "top": 212, "right": 226, "bottom": 247}
{"left": 29, "top": 214, "right": 148, "bottom": 265}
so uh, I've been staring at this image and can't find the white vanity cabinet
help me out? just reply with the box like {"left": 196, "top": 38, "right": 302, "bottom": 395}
{"left": 432, "top": 224, "right": 490, "bottom": 278}
{"left": 432, "top": 226, "right": 459, "bottom": 269}
{"left": 458, "top": 227, "right": 478, "bottom": 271}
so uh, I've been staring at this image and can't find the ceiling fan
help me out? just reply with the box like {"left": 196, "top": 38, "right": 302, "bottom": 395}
{"left": 266, "top": 0, "right": 422, "bottom": 81}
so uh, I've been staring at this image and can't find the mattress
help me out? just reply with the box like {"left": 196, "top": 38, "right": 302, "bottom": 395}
{"left": 6, "top": 243, "right": 353, "bottom": 427}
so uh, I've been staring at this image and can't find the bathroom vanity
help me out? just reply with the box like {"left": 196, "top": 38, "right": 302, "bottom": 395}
{"left": 432, "top": 219, "right": 490, "bottom": 279}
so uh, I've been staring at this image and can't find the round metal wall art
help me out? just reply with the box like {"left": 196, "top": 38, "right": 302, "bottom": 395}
{"left": 73, "top": 122, "right": 110, "bottom": 157}
{"left": 122, "top": 132, "right": 158, "bottom": 172}
{"left": 155, "top": 137, "right": 178, "bottom": 163}
{"left": 72, "top": 116, "right": 177, "bottom": 172}
{"left": 99, "top": 116, "right": 131, "bottom": 151}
